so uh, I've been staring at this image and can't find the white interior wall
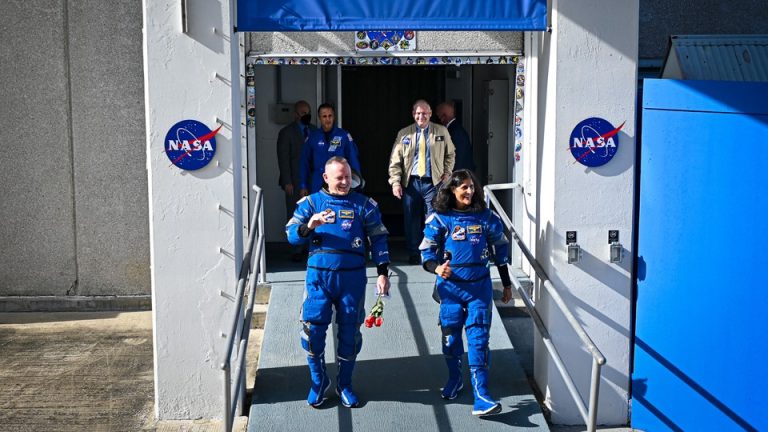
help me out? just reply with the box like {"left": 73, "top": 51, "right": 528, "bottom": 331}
{"left": 253, "top": 66, "right": 318, "bottom": 242}
{"left": 529, "top": 0, "right": 638, "bottom": 425}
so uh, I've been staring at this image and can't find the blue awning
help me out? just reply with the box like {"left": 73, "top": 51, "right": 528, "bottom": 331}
{"left": 236, "top": 0, "right": 547, "bottom": 32}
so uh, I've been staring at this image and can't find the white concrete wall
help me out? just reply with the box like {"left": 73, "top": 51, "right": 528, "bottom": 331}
{"left": 528, "top": 0, "right": 638, "bottom": 425}
{"left": 143, "top": 0, "right": 241, "bottom": 419}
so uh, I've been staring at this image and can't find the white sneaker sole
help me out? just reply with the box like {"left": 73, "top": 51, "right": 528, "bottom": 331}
{"left": 472, "top": 403, "right": 502, "bottom": 416}
{"left": 441, "top": 382, "right": 464, "bottom": 400}
{"left": 307, "top": 377, "right": 331, "bottom": 408}
{"left": 335, "top": 387, "right": 359, "bottom": 408}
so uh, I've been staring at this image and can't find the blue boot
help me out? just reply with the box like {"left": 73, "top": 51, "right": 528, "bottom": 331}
{"left": 335, "top": 358, "right": 359, "bottom": 408}
{"left": 470, "top": 367, "right": 501, "bottom": 416}
{"left": 441, "top": 356, "right": 464, "bottom": 400}
{"left": 306, "top": 355, "right": 331, "bottom": 408}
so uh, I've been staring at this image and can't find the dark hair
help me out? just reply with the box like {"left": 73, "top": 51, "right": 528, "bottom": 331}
{"left": 432, "top": 169, "right": 486, "bottom": 213}
{"left": 318, "top": 102, "right": 335, "bottom": 115}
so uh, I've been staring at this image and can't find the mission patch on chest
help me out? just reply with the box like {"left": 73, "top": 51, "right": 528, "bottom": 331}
{"left": 467, "top": 225, "right": 482, "bottom": 234}
{"left": 451, "top": 225, "right": 466, "bottom": 241}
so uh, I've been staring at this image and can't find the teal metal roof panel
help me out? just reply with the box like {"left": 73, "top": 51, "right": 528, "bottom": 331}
{"left": 662, "top": 34, "right": 768, "bottom": 82}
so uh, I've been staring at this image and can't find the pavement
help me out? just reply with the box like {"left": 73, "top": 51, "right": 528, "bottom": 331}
{"left": 0, "top": 311, "right": 253, "bottom": 432}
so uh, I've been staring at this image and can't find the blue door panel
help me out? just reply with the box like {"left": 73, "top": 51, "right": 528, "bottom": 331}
{"left": 634, "top": 79, "right": 768, "bottom": 432}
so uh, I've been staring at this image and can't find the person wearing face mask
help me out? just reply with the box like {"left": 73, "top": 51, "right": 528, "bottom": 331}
{"left": 419, "top": 169, "right": 513, "bottom": 417}
{"left": 286, "top": 156, "right": 391, "bottom": 409}
{"left": 278, "top": 101, "right": 316, "bottom": 261}
{"left": 299, "top": 103, "right": 362, "bottom": 196}
{"left": 388, "top": 99, "right": 455, "bottom": 264}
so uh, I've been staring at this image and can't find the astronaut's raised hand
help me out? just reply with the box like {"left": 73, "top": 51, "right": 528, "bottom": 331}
{"left": 376, "top": 275, "right": 390, "bottom": 297}
{"left": 435, "top": 260, "right": 452, "bottom": 279}
{"left": 308, "top": 209, "right": 333, "bottom": 229}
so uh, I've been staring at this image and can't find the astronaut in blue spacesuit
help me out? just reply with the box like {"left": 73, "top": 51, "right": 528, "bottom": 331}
{"left": 287, "top": 156, "right": 391, "bottom": 409}
{"left": 420, "top": 169, "right": 513, "bottom": 416}
{"left": 299, "top": 103, "right": 362, "bottom": 195}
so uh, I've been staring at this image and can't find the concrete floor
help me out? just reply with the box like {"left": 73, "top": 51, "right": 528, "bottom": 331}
{"left": 0, "top": 312, "right": 250, "bottom": 432}
{"left": 0, "top": 243, "right": 635, "bottom": 431}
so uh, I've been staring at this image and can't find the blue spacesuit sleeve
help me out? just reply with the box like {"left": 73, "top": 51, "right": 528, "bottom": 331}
{"left": 286, "top": 196, "right": 315, "bottom": 245}
{"left": 362, "top": 197, "right": 390, "bottom": 265}
{"left": 346, "top": 137, "right": 362, "bottom": 176}
{"left": 487, "top": 210, "right": 510, "bottom": 265}
{"left": 419, "top": 213, "right": 446, "bottom": 264}
{"left": 298, "top": 136, "right": 312, "bottom": 189}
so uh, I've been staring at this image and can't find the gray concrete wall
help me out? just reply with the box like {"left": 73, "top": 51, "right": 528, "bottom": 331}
{"left": 0, "top": 0, "right": 149, "bottom": 298}
{"left": 640, "top": 0, "right": 768, "bottom": 60}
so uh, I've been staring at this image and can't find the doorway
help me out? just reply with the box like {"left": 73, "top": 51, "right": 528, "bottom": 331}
{"left": 251, "top": 62, "right": 520, "bottom": 249}
{"left": 341, "top": 66, "right": 444, "bottom": 236}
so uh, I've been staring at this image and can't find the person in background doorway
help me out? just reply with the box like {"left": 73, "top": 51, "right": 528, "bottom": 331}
{"left": 299, "top": 103, "right": 362, "bottom": 196}
{"left": 388, "top": 99, "right": 455, "bottom": 264}
{"left": 436, "top": 101, "right": 475, "bottom": 172}
{"left": 286, "top": 156, "right": 391, "bottom": 409}
{"left": 419, "top": 169, "right": 513, "bottom": 416}
{"left": 277, "top": 100, "right": 316, "bottom": 261}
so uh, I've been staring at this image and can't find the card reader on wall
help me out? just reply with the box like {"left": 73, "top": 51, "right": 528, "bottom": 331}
{"left": 609, "top": 230, "right": 623, "bottom": 263}
{"left": 566, "top": 231, "right": 580, "bottom": 264}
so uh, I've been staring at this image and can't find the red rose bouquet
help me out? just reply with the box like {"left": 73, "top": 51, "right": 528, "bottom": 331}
{"left": 364, "top": 295, "right": 385, "bottom": 328}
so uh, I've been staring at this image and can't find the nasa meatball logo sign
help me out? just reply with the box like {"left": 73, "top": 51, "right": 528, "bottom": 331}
{"left": 569, "top": 117, "right": 625, "bottom": 167}
{"left": 164, "top": 120, "right": 222, "bottom": 170}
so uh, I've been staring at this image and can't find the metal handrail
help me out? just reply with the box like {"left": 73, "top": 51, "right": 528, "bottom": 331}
{"left": 220, "top": 185, "right": 265, "bottom": 432}
{"left": 484, "top": 183, "right": 606, "bottom": 432}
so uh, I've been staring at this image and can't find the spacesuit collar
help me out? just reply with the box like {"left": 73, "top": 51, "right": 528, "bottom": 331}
{"left": 450, "top": 207, "right": 475, "bottom": 213}
{"left": 321, "top": 187, "right": 350, "bottom": 198}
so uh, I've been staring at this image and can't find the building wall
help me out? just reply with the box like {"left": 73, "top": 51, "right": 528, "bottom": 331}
{"left": 144, "top": 0, "right": 242, "bottom": 418}
{"left": 3, "top": 1, "right": 762, "bottom": 301}
{"left": 530, "top": 0, "right": 638, "bottom": 425}
{"left": 639, "top": 0, "right": 768, "bottom": 61}
{"left": 0, "top": 0, "right": 149, "bottom": 298}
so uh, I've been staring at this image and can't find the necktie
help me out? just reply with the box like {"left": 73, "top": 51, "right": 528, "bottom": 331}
{"left": 303, "top": 126, "right": 309, "bottom": 141}
{"left": 417, "top": 130, "right": 426, "bottom": 177}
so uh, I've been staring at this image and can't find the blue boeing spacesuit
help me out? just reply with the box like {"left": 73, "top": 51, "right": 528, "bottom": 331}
{"left": 420, "top": 208, "right": 510, "bottom": 416}
{"left": 299, "top": 127, "right": 362, "bottom": 193}
{"left": 286, "top": 188, "right": 389, "bottom": 408}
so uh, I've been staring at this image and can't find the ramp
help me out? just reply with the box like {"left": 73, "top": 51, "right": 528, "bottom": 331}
{"left": 249, "top": 262, "right": 548, "bottom": 432}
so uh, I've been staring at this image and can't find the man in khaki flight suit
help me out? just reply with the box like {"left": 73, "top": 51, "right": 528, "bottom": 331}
{"left": 388, "top": 99, "right": 455, "bottom": 264}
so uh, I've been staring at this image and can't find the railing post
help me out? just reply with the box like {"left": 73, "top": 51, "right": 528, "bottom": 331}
{"left": 223, "top": 366, "right": 232, "bottom": 432}
{"left": 220, "top": 185, "right": 265, "bottom": 432}
{"left": 587, "top": 358, "right": 601, "bottom": 432}
{"left": 258, "top": 190, "right": 266, "bottom": 284}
